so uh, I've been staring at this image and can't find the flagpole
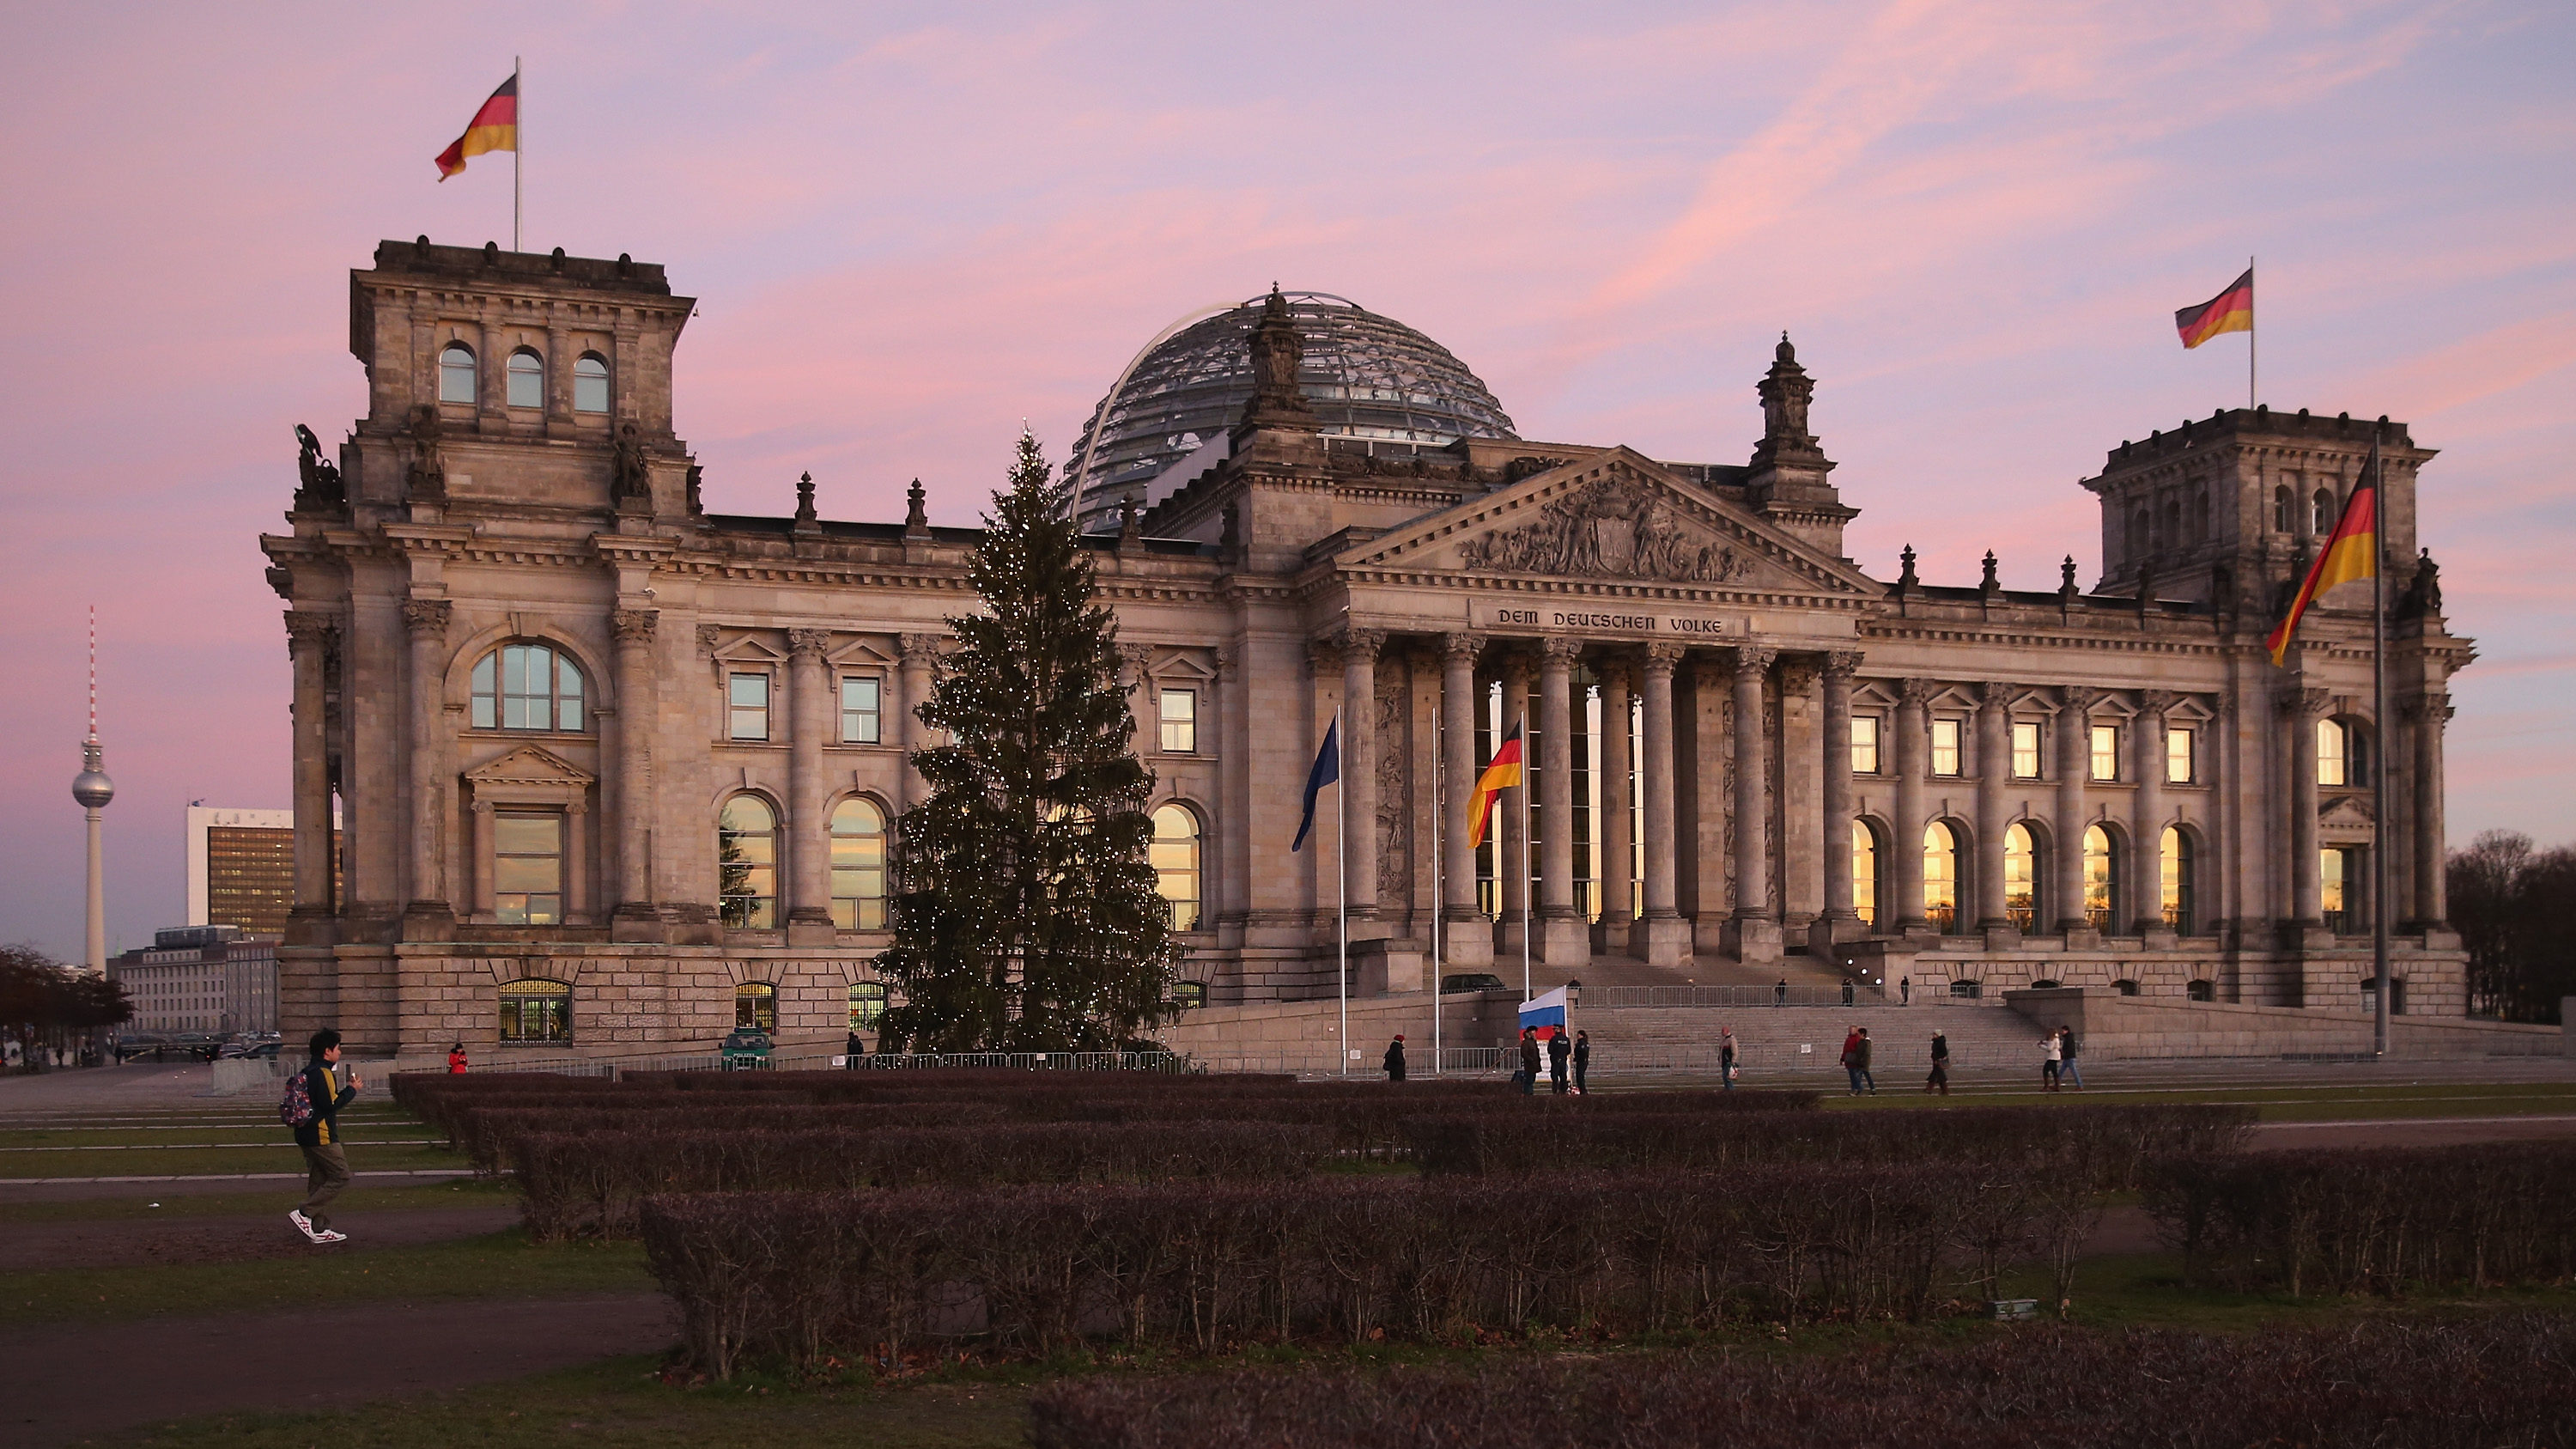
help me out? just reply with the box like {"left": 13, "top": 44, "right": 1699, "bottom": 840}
{"left": 513, "top": 56, "right": 524, "bottom": 253}
{"left": 2247, "top": 255, "right": 2257, "bottom": 410}
{"left": 2370, "top": 427, "right": 2391, "bottom": 1057}
{"left": 1431, "top": 713, "right": 1443, "bottom": 1077}
{"left": 1520, "top": 711, "right": 1532, "bottom": 1004}
{"left": 1337, "top": 707, "right": 1349, "bottom": 1077}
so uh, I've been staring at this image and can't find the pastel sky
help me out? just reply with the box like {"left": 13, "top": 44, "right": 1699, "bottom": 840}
{"left": 3, "top": 2, "right": 2570, "bottom": 962}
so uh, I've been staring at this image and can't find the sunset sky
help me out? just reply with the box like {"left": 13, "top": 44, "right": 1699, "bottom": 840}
{"left": 3, "top": 2, "right": 2570, "bottom": 961}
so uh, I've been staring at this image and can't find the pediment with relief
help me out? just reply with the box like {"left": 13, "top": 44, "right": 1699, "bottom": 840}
{"left": 1341, "top": 449, "right": 1872, "bottom": 596}
{"left": 465, "top": 745, "right": 597, "bottom": 788}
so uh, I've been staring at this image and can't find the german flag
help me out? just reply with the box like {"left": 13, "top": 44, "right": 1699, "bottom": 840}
{"left": 435, "top": 75, "right": 518, "bottom": 180}
{"left": 2175, "top": 268, "right": 2253, "bottom": 349}
{"left": 1467, "top": 721, "right": 1524, "bottom": 849}
{"left": 2267, "top": 440, "right": 2379, "bottom": 666}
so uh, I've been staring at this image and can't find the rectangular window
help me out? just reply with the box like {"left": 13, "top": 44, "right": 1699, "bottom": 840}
{"left": 2167, "top": 726, "right": 2196, "bottom": 784}
{"left": 1850, "top": 716, "right": 1880, "bottom": 775}
{"left": 1159, "top": 688, "right": 1197, "bottom": 753}
{"left": 492, "top": 813, "right": 562, "bottom": 925}
{"left": 728, "top": 673, "right": 770, "bottom": 740}
{"left": 2090, "top": 725, "right": 2120, "bottom": 782}
{"left": 840, "top": 676, "right": 881, "bottom": 744}
{"left": 2011, "top": 721, "right": 2042, "bottom": 779}
{"left": 1931, "top": 718, "right": 1962, "bottom": 776}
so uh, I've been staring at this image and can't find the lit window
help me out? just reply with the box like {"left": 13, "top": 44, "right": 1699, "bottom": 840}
{"left": 1159, "top": 689, "right": 1197, "bottom": 753}
{"left": 1931, "top": 719, "right": 1962, "bottom": 776}
{"left": 1850, "top": 716, "right": 1880, "bottom": 775}
{"left": 729, "top": 673, "right": 771, "bottom": 741}
{"left": 2166, "top": 727, "right": 2196, "bottom": 784}
{"left": 1923, "top": 822, "right": 1959, "bottom": 934}
{"left": 829, "top": 798, "right": 887, "bottom": 930}
{"left": 718, "top": 796, "right": 777, "bottom": 928}
{"left": 574, "top": 353, "right": 609, "bottom": 413}
{"left": 471, "top": 643, "right": 585, "bottom": 732}
{"left": 1851, "top": 819, "right": 1880, "bottom": 929}
{"left": 2317, "top": 719, "right": 2347, "bottom": 786}
{"left": 735, "top": 982, "right": 777, "bottom": 1032}
{"left": 1151, "top": 803, "right": 1202, "bottom": 930}
{"left": 2090, "top": 725, "right": 2119, "bottom": 782}
{"left": 2011, "top": 721, "right": 2041, "bottom": 779}
{"left": 439, "top": 343, "right": 476, "bottom": 405}
{"left": 506, "top": 348, "right": 543, "bottom": 409}
{"left": 498, "top": 978, "right": 570, "bottom": 1044}
{"left": 2161, "top": 826, "right": 2194, "bottom": 933}
{"left": 2320, "top": 847, "right": 2349, "bottom": 933}
{"left": 1169, "top": 981, "right": 1207, "bottom": 1009}
{"left": 848, "top": 982, "right": 887, "bottom": 1030}
{"left": 493, "top": 813, "right": 563, "bottom": 925}
{"left": 840, "top": 676, "right": 881, "bottom": 744}
{"left": 2004, "top": 823, "right": 2038, "bottom": 931}
{"left": 2083, "top": 825, "right": 2119, "bottom": 929}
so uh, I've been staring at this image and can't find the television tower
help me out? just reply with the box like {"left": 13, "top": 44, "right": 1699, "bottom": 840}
{"left": 70, "top": 606, "right": 114, "bottom": 971}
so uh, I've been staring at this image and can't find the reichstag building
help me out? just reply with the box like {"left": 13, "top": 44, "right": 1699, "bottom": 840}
{"left": 261, "top": 240, "right": 2470, "bottom": 1058}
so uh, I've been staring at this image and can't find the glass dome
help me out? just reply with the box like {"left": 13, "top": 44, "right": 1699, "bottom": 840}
{"left": 1066, "top": 291, "right": 1517, "bottom": 523}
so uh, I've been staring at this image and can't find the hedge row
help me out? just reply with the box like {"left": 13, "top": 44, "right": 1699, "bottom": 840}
{"left": 2145, "top": 1142, "right": 2576, "bottom": 1294}
{"left": 449, "top": 1100, "right": 1010, "bottom": 1175}
{"left": 1053, "top": 1088, "right": 1818, "bottom": 1159}
{"left": 640, "top": 1163, "right": 2095, "bottom": 1377}
{"left": 1408, "top": 1103, "right": 2254, "bottom": 1189}
{"left": 1029, "top": 1312, "right": 2576, "bottom": 1449}
{"left": 517, "top": 1121, "right": 1328, "bottom": 1239}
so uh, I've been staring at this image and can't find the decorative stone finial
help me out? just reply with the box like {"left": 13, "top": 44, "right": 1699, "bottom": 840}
{"left": 904, "top": 478, "right": 929, "bottom": 539}
{"left": 1980, "top": 550, "right": 2001, "bottom": 594}
{"left": 1897, "top": 545, "right": 1917, "bottom": 590}
{"left": 793, "top": 471, "right": 819, "bottom": 534}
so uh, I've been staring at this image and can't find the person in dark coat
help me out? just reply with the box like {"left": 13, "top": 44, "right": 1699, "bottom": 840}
{"left": 1517, "top": 1027, "right": 1541, "bottom": 1095}
{"left": 1718, "top": 1026, "right": 1738, "bottom": 1089}
{"left": 1852, "top": 1027, "right": 1878, "bottom": 1094}
{"left": 1841, "top": 977, "right": 1856, "bottom": 1006}
{"left": 1773, "top": 978, "right": 1788, "bottom": 1007}
{"left": 1383, "top": 1034, "right": 1407, "bottom": 1082}
{"left": 1927, "top": 1032, "right": 1951, "bottom": 1094}
{"left": 287, "top": 1029, "right": 360, "bottom": 1245}
{"left": 2057, "top": 1026, "right": 2084, "bottom": 1089}
{"left": 1546, "top": 1029, "right": 1572, "bottom": 1094}
{"left": 846, "top": 1030, "right": 864, "bottom": 1069}
{"left": 1571, "top": 1031, "right": 1590, "bottom": 1095}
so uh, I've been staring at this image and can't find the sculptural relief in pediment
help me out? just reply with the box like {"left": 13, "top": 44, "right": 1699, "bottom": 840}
{"left": 1454, "top": 477, "right": 1756, "bottom": 584}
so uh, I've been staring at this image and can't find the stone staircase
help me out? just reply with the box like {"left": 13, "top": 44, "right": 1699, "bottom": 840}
{"left": 1576, "top": 995, "right": 2055, "bottom": 1086}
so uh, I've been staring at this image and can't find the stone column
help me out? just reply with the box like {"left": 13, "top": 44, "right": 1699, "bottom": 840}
{"left": 285, "top": 613, "right": 336, "bottom": 923}
{"left": 1340, "top": 630, "right": 1384, "bottom": 923}
{"left": 1975, "top": 681, "right": 2011, "bottom": 933}
{"left": 401, "top": 599, "right": 452, "bottom": 922}
{"left": 1637, "top": 643, "right": 1690, "bottom": 966}
{"left": 611, "top": 607, "right": 659, "bottom": 924}
{"left": 898, "top": 633, "right": 939, "bottom": 809}
{"left": 544, "top": 323, "right": 573, "bottom": 421}
{"left": 565, "top": 801, "right": 590, "bottom": 920}
{"left": 1440, "top": 633, "right": 1491, "bottom": 966}
{"left": 1818, "top": 651, "right": 1860, "bottom": 943}
{"left": 1498, "top": 648, "right": 1531, "bottom": 949}
{"left": 1597, "top": 658, "right": 1635, "bottom": 953}
{"left": 2285, "top": 686, "right": 2328, "bottom": 928}
{"left": 1893, "top": 679, "right": 1930, "bottom": 933}
{"left": 470, "top": 800, "right": 495, "bottom": 915}
{"left": 2053, "top": 687, "right": 2094, "bottom": 936}
{"left": 786, "top": 629, "right": 834, "bottom": 941}
{"left": 1728, "top": 646, "right": 1780, "bottom": 961}
{"left": 478, "top": 321, "right": 507, "bottom": 422}
{"left": 2409, "top": 692, "right": 2451, "bottom": 928}
{"left": 2131, "top": 691, "right": 2173, "bottom": 938}
{"left": 1535, "top": 639, "right": 1585, "bottom": 961}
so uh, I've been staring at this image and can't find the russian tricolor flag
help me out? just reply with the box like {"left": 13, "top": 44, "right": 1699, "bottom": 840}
{"left": 1518, "top": 986, "right": 1570, "bottom": 1044}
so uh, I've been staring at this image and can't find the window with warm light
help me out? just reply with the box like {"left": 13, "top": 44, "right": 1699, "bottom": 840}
{"left": 1850, "top": 716, "right": 1880, "bottom": 775}
{"left": 2161, "top": 826, "right": 2194, "bottom": 933}
{"left": 1923, "top": 822, "right": 1959, "bottom": 934}
{"left": 829, "top": 798, "right": 887, "bottom": 929}
{"left": 2004, "top": 823, "right": 2038, "bottom": 931}
{"left": 718, "top": 796, "right": 777, "bottom": 928}
{"left": 1930, "top": 718, "right": 1962, "bottom": 776}
{"left": 2318, "top": 719, "right": 2348, "bottom": 786}
{"left": 2011, "top": 721, "right": 2041, "bottom": 779}
{"left": 2090, "top": 725, "right": 2119, "bottom": 782}
{"left": 1851, "top": 819, "right": 1880, "bottom": 929}
{"left": 493, "top": 813, "right": 562, "bottom": 925}
{"left": 2167, "top": 726, "right": 2196, "bottom": 784}
{"left": 1159, "top": 689, "right": 1197, "bottom": 753}
{"left": 1151, "top": 804, "right": 1202, "bottom": 930}
{"left": 2083, "top": 825, "right": 2120, "bottom": 929}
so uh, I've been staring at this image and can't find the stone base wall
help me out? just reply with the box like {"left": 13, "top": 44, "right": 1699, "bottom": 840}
{"left": 2004, "top": 987, "right": 2560, "bottom": 1060}
{"left": 1839, "top": 939, "right": 2467, "bottom": 1016}
{"left": 1157, "top": 991, "right": 1516, "bottom": 1073}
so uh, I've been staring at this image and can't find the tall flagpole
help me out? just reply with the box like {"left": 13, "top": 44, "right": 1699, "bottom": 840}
{"left": 1431, "top": 713, "right": 1443, "bottom": 1077}
{"left": 2370, "top": 427, "right": 2391, "bottom": 1057}
{"left": 1336, "top": 707, "right": 1349, "bottom": 1076}
{"left": 1520, "top": 710, "right": 1533, "bottom": 1004}
{"left": 2247, "top": 254, "right": 2257, "bottom": 411}
{"left": 513, "top": 56, "right": 524, "bottom": 253}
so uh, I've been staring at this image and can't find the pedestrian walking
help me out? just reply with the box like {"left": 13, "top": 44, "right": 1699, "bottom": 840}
{"left": 1900, "top": 976, "right": 1911, "bottom": 1006}
{"left": 1853, "top": 1027, "right": 1878, "bottom": 1093}
{"left": 2039, "top": 1033, "right": 2063, "bottom": 1092}
{"left": 283, "top": 1029, "right": 359, "bottom": 1245}
{"left": 845, "top": 1029, "right": 864, "bottom": 1068}
{"left": 1839, "top": 1026, "right": 1865, "bottom": 1095}
{"left": 1517, "top": 1027, "right": 1541, "bottom": 1096}
{"left": 1383, "top": 1034, "right": 1407, "bottom": 1082}
{"left": 1571, "top": 1030, "right": 1590, "bottom": 1095}
{"left": 2057, "top": 1026, "right": 2084, "bottom": 1089}
{"left": 1841, "top": 977, "right": 1856, "bottom": 1006}
{"left": 1718, "top": 1026, "right": 1738, "bottom": 1090}
{"left": 1546, "top": 1028, "right": 1572, "bottom": 1094}
{"left": 1773, "top": 978, "right": 1788, "bottom": 1008}
{"left": 446, "top": 1041, "right": 468, "bottom": 1075}
{"left": 1926, "top": 1032, "right": 1950, "bottom": 1094}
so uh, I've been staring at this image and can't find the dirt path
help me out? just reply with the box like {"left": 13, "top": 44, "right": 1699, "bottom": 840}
{"left": 0, "top": 1202, "right": 520, "bottom": 1271}
{"left": 2250, "top": 1114, "right": 2576, "bottom": 1150}
{"left": 6, "top": 1293, "right": 676, "bottom": 1447}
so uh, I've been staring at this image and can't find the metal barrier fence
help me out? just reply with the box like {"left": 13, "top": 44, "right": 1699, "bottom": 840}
{"left": 1588, "top": 985, "right": 1881, "bottom": 1009}
{"left": 432, "top": 1050, "right": 1200, "bottom": 1079}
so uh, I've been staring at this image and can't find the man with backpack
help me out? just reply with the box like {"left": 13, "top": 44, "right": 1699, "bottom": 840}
{"left": 283, "top": 1029, "right": 360, "bottom": 1244}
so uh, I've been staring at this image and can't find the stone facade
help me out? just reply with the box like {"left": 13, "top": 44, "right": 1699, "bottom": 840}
{"left": 263, "top": 244, "right": 2475, "bottom": 1058}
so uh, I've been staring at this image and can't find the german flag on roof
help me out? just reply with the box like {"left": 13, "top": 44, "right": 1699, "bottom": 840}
{"left": 2175, "top": 268, "right": 2253, "bottom": 350}
{"left": 435, "top": 75, "right": 518, "bottom": 181}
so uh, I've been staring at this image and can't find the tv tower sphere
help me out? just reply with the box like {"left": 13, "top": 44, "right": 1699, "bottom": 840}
{"left": 72, "top": 740, "right": 114, "bottom": 809}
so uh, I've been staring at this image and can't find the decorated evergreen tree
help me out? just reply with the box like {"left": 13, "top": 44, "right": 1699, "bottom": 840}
{"left": 873, "top": 432, "right": 1182, "bottom": 1052}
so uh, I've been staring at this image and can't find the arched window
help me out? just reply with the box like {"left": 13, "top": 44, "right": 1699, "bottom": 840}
{"left": 2161, "top": 826, "right": 2195, "bottom": 933}
{"left": 2132, "top": 507, "right": 2152, "bottom": 557}
{"left": 2318, "top": 718, "right": 2347, "bottom": 786}
{"left": 829, "top": 798, "right": 888, "bottom": 930}
{"left": 2004, "top": 823, "right": 2038, "bottom": 932}
{"left": 848, "top": 981, "right": 886, "bottom": 1029}
{"left": 718, "top": 796, "right": 778, "bottom": 928}
{"left": 2083, "top": 825, "right": 2121, "bottom": 930}
{"left": 439, "top": 343, "right": 477, "bottom": 405}
{"left": 734, "top": 982, "right": 776, "bottom": 1032}
{"left": 574, "top": 353, "right": 610, "bottom": 413}
{"left": 2273, "top": 485, "right": 2293, "bottom": 533}
{"left": 499, "top": 978, "right": 571, "bottom": 1044}
{"left": 1851, "top": 819, "right": 1880, "bottom": 929}
{"left": 506, "top": 348, "right": 544, "bottom": 409}
{"left": 1151, "top": 803, "right": 1202, "bottom": 931}
{"left": 2313, "top": 488, "right": 2335, "bottom": 534}
{"left": 1923, "top": 822, "right": 1960, "bottom": 935}
{"left": 471, "top": 642, "right": 586, "bottom": 732}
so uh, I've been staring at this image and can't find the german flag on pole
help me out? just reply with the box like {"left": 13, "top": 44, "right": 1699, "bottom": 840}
{"left": 434, "top": 74, "right": 518, "bottom": 180}
{"left": 1467, "top": 721, "right": 1525, "bottom": 849}
{"left": 2266, "top": 440, "right": 2379, "bottom": 666}
{"left": 2175, "top": 268, "right": 2254, "bottom": 349}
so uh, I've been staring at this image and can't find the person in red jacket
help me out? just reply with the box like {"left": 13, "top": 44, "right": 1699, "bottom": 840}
{"left": 447, "top": 1042, "right": 469, "bottom": 1075}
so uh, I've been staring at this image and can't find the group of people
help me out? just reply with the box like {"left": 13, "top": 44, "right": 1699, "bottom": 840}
{"left": 1508, "top": 1027, "right": 1589, "bottom": 1095}
{"left": 2039, "top": 1026, "right": 2084, "bottom": 1090}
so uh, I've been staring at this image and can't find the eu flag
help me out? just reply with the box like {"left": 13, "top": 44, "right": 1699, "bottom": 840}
{"left": 1291, "top": 715, "right": 1340, "bottom": 852}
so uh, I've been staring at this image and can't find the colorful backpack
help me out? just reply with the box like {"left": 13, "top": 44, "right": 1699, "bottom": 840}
{"left": 278, "top": 1068, "right": 317, "bottom": 1128}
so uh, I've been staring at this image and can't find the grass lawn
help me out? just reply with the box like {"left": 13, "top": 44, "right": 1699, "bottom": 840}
{"left": 0, "top": 1105, "right": 459, "bottom": 1179}
{"left": 0, "top": 1176, "right": 517, "bottom": 1224}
